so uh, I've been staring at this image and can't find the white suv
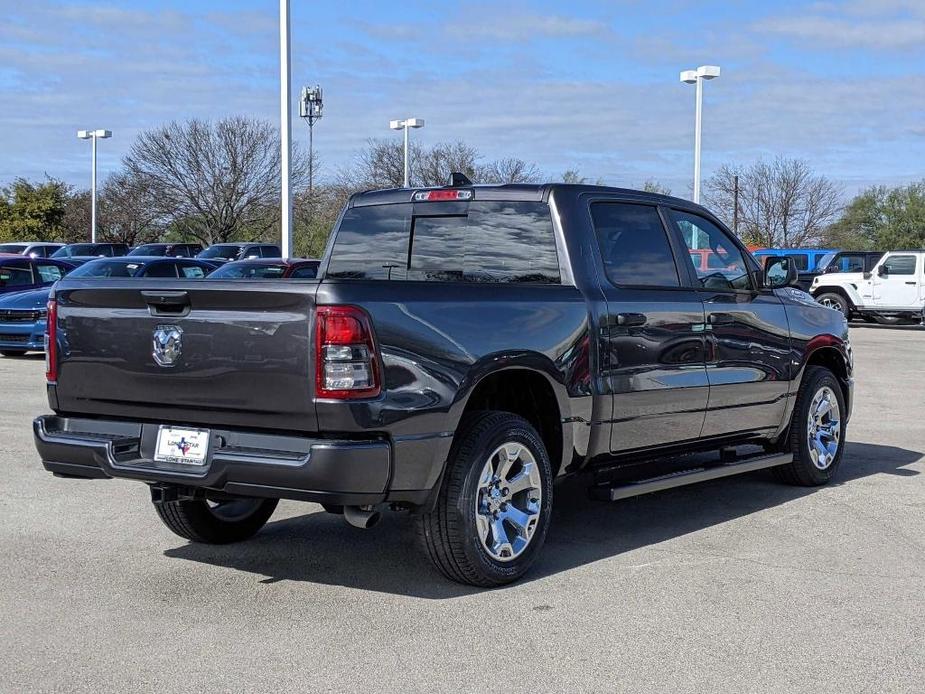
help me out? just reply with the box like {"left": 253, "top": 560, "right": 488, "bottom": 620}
{"left": 810, "top": 250, "right": 925, "bottom": 325}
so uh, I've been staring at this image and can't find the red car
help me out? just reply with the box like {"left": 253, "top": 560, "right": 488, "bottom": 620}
{"left": 205, "top": 258, "right": 320, "bottom": 280}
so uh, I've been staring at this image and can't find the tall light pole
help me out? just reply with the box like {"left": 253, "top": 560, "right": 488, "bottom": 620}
{"left": 299, "top": 85, "right": 323, "bottom": 192}
{"left": 77, "top": 129, "right": 111, "bottom": 243}
{"left": 680, "top": 65, "right": 720, "bottom": 204}
{"left": 279, "top": 0, "right": 292, "bottom": 258}
{"left": 389, "top": 118, "right": 424, "bottom": 188}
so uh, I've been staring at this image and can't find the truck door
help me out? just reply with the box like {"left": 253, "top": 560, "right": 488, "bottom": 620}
{"left": 589, "top": 200, "right": 709, "bottom": 452}
{"left": 871, "top": 254, "right": 921, "bottom": 308}
{"left": 665, "top": 208, "right": 791, "bottom": 439}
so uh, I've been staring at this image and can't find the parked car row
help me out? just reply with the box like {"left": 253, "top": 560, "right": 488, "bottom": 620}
{"left": 0, "top": 240, "right": 283, "bottom": 264}
{"left": 0, "top": 256, "right": 319, "bottom": 356}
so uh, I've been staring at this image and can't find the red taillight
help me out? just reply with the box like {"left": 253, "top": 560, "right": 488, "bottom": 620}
{"left": 412, "top": 189, "right": 473, "bottom": 202}
{"left": 45, "top": 298, "right": 57, "bottom": 382}
{"left": 315, "top": 306, "right": 380, "bottom": 399}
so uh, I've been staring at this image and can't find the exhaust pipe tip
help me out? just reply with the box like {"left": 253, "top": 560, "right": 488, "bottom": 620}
{"left": 344, "top": 505, "right": 381, "bottom": 530}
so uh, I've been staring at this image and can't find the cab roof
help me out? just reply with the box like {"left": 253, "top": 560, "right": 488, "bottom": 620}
{"left": 349, "top": 182, "right": 697, "bottom": 210}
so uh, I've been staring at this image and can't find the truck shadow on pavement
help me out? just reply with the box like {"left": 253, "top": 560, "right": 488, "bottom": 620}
{"left": 163, "top": 441, "right": 921, "bottom": 599}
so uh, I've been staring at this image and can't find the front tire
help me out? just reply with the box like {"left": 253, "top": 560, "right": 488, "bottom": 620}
{"left": 774, "top": 366, "right": 847, "bottom": 486}
{"left": 814, "top": 292, "right": 850, "bottom": 319}
{"left": 154, "top": 496, "right": 278, "bottom": 544}
{"left": 418, "top": 411, "right": 553, "bottom": 587}
{"left": 0, "top": 349, "right": 27, "bottom": 357}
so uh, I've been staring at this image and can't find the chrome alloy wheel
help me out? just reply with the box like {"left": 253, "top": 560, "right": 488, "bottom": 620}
{"left": 475, "top": 442, "right": 543, "bottom": 562}
{"left": 818, "top": 296, "right": 840, "bottom": 310}
{"left": 806, "top": 386, "right": 841, "bottom": 470}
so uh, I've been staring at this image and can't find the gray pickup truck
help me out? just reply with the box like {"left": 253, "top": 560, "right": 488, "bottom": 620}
{"left": 35, "top": 181, "right": 853, "bottom": 586}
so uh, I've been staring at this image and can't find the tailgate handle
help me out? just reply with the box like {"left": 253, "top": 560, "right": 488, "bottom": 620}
{"left": 141, "top": 290, "right": 190, "bottom": 316}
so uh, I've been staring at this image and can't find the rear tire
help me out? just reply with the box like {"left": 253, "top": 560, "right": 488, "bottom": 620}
{"left": 0, "top": 350, "right": 27, "bottom": 357}
{"left": 774, "top": 366, "right": 847, "bottom": 486}
{"left": 417, "top": 411, "right": 553, "bottom": 587}
{"left": 814, "top": 292, "right": 850, "bottom": 319}
{"left": 154, "top": 496, "right": 278, "bottom": 544}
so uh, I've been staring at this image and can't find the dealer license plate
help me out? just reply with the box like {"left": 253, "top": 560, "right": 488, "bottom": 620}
{"left": 154, "top": 426, "right": 210, "bottom": 466}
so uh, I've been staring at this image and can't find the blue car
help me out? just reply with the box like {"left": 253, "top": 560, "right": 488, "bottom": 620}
{"left": 0, "top": 286, "right": 51, "bottom": 356}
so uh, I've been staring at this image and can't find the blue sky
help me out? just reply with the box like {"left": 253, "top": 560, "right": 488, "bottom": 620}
{"left": 1, "top": 0, "right": 922, "bottom": 197}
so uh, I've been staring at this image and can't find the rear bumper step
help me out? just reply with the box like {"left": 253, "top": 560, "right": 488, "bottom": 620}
{"left": 34, "top": 415, "right": 391, "bottom": 506}
{"left": 589, "top": 452, "right": 793, "bottom": 502}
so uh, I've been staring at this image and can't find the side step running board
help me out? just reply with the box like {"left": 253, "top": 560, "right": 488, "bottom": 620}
{"left": 589, "top": 453, "right": 793, "bottom": 502}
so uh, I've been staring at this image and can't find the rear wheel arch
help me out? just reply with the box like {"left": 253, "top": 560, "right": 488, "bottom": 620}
{"left": 456, "top": 367, "right": 565, "bottom": 477}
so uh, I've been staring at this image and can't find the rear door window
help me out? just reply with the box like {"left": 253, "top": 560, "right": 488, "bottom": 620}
{"left": 787, "top": 254, "right": 809, "bottom": 271}
{"left": 35, "top": 264, "right": 65, "bottom": 282}
{"left": 179, "top": 263, "right": 206, "bottom": 278}
{"left": 0, "top": 264, "right": 33, "bottom": 287}
{"left": 591, "top": 203, "right": 680, "bottom": 287}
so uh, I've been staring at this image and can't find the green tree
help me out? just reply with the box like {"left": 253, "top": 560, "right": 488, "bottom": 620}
{"left": 825, "top": 181, "right": 925, "bottom": 250}
{"left": 0, "top": 177, "right": 70, "bottom": 241}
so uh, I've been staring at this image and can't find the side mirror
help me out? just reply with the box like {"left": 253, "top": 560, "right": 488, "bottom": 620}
{"left": 823, "top": 265, "right": 838, "bottom": 274}
{"left": 877, "top": 264, "right": 888, "bottom": 277}
{"left": 763, "top": 256, "right": 798, "bottom": 289}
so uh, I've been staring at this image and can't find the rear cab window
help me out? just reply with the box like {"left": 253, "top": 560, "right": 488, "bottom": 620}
{"left": 326, "top": 200, "right": 560, "bottom": 284}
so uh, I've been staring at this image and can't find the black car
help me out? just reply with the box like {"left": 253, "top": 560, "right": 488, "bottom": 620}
{"left": 65, "top": 256, "right": 216, "bottom": 279}
{"left": 206, "top": 258, "right": 320, "bottom": 279}
{"left": 197, "top": 243, "right": 281, "bottom": 264}
{"left": 34, "top": 180, "right": 853, "bottom": 587}
{"left": 0, "top": 242, "right": 65, "bottom": 258}
{"left": 51, "top": 243, "right": 129, "bottom": 259}
{"left": 128, "top": 243, "right": 204, "bottom": 258}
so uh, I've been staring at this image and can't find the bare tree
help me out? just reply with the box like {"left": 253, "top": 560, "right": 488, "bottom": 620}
{"left": 479, "top": 158, "right": 542, "bottom": 184}
{"left": 704, "top": 157, "right": 842, "bottom": 247}
{"left": 97, "top": 171, "right": 164, "bottom": 246}
{"left": 642, "top": 179, "right": 672, "bottom": 196}
{"left": 339, "top": 139, "right": 542, "bottom": 191}
{"left": 123, "top": 117, "right": 308, "bottom": 244}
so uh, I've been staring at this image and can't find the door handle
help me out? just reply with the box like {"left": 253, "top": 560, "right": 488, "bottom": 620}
{"left": 905, "top": 281, "right": 916, "bottom": 285}
{"left": 616, "top": 312, "right": 647, "bottom": 327}
{"left": 708, "top": 312, "right": 735, "bottom": 325}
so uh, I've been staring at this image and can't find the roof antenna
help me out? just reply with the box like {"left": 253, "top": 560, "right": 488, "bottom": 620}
{"left": 447, "top": 172, "right": 473, "bottom": 187}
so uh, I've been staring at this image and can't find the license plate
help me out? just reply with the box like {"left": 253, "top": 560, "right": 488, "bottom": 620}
{"left": 154, "top": 426, "right": 210, "bottom": 466}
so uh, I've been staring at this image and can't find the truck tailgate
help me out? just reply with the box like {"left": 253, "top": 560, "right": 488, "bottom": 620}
{"left": 52, "top": 280, "right": 318, "bottom": 432}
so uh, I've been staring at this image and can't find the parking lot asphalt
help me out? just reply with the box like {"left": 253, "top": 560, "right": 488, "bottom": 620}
{"left": 1, "top": 326, "right": 924, "bottom": 693}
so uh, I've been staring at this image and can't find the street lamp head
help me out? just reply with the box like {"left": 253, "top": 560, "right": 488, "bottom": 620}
{"left": 406, "top": 118, "right": 424, "bottom": 129}
{"left": 389, "top": 119, "right": 405, "bottom": 130}
{"left": 77, "top": 130, "right": 92, "bottom": 139}
{"left": 679, "top": 70, "right": 698, "bottom": 85}
{"left": 696, "top": 65, "right": 721, "bottom": 80}
{"left": 94, "top": 129, "right": 112, "bottom": 139}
